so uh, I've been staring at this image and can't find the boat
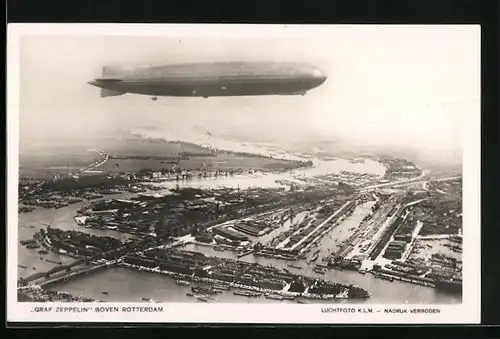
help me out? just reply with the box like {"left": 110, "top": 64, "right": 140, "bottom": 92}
{"left": 18, "top": 265, "right": 27, "bottom": 269}
{"left": 26, "top": 243, "right": 40, "bottom": 249}
{"left": 265, "top": 294, "right": 284, "bottom": 300}
{"left": 102, "top": 291, "right": 109, "bottom": 295}
{"left": 176, "top": 280, "right": 191, "bottom": 286}
{"left": 233, "top": 290, "right": 261, "bottom": 297}
{"left": 374, "top": 273, "right": 394, "bottom": 282}
{"left": 287, "top": 264, "right": 302, "bottom": 269}
{"left": 313, "top": 267, "right": 326, "bottom": 274}
{"left": 20, "top": 239, "right": 37, "bottom": 246}
{"left": 32, "top": 267, "right": 37, "bottom": 270}
{"left": 213, "top": 245, "right": 225, "bottom": 252}
{"left": 197, "top": 295, "right": 209, "bottom": 302}
{"left": 296, "top": 300, "right": 307, "bottom": 304}
{"left": 186, "top": 291, "right": 194, "bottom": 297}
{"left": 38, "top": 250, "right": 49, "bottom": 255}
{"left": 192, "top": 286, "right": 218, "bottom": 295}
{"left": 212, "top": 284, "right": 230, "bottom": 291}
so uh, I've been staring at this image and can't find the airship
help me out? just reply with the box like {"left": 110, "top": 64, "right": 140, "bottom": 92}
{"left": 87, "top": 61, "right": 327, "bottom": 100}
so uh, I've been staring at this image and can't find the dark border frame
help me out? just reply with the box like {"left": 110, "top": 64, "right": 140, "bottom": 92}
{"left": 6, "top": 0, "right": 500, "bottom": 333}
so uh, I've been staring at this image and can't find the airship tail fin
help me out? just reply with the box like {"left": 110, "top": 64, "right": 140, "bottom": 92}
{"left": 101, "top": 88, "right": 125, "bottom": 97}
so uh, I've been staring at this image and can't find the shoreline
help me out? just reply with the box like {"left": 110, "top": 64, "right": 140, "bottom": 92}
{"left": 117, "top": 262, "right": 370, "bottom": 301}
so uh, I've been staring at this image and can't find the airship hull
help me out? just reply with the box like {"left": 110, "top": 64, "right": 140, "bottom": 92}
{"left": 89, "top": 62, "right": 327, "bottom": 98}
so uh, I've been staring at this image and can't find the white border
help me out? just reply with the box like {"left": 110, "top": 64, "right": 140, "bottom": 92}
{"left": 7, "top": 24, "right": 481, "bottom": 324}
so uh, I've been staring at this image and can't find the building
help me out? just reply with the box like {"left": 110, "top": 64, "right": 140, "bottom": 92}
{"left": 212, "top": 227, "right": 248, "bottom": 242}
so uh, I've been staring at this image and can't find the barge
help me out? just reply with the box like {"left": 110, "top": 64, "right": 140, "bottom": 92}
{"left": 192, "top": 286, "right": 219, "bottom": 295}
{"left": 233, "top": 290, "right": 261, "bottom": 297}
{"left": 212, "top": 284, "right": 230, "bottom": 291}
{"left": 265, "top": 294, "right": 284, "bottom": 300}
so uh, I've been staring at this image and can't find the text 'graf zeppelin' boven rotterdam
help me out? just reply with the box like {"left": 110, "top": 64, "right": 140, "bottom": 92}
{"left": 87, "top": 62, "right": 327, "bottom": 99}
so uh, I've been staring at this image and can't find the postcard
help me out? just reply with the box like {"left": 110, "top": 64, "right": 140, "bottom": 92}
{"left": 7, "top": 23, "right": 480, "bottom": 324}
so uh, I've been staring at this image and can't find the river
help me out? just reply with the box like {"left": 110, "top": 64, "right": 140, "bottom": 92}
{"left": 17, "top": 157, "right": 460, "bottom": 304}
{"left": 155, "top": 157, "right": 385, "bottom": 190}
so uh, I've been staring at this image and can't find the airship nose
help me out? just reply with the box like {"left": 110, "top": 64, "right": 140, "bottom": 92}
{"left": 311, "top": 67, "right": 327, "bottom": 83}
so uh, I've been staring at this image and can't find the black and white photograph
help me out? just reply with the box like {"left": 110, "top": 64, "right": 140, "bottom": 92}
{"left": 7, "top": 24, "right": 480, "bottom": 324}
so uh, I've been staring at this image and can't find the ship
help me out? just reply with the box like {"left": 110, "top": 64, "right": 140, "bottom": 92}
{"left": 313, "top": 266, "right": 327, "bottom": 274}
{"left": 374, "top": 273, "right": 394, "bottom": 282}
{"left": 45, "top": 259, "right": 63, "bottom": 265}
{"left": 38, "top": 249, "right": 49, "bottom": 255}
{"left": 101, "top": 291, "right": 109, "bottom": 295}
{"left": 213, "top": 245, "right": 225, "bottom": 252}
{"left": 265, "top": 294, "right": 284, "bottom": 301}
{"left": 186, "top": 291, "right": 194, "bottom": 297}
{"left": 287, "top": 264, "right": 302, "bottom": 270}
{"left": 233, "top": 290, "right": 261, "bottom": 297}
{"left": 18, "top": 265, "right": 27, "bottom": 269}
{"left": 212, "top": 284, "right": 230, "bottom": 291}
{"left": 176, "top": 280, "right": 191, "bottom": 286}
{"left": 197, "top": 295, "right": 209, "bottom": 302}
{"left": 21, "top": 239, "right": 38, "bottom": 246}
{"left": 192, "top": 286, "right": 219, "bottom": 295}
{"left": 296, "top": 300, "right": 307, "bottom": 304}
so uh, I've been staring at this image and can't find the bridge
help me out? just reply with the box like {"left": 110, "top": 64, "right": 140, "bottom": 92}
{"left": 38, "top": 260, "right": 119, "bottom": 288}
{"left": 18, "top": 236, "right": 189, "bottom": 289}
{"left": 18, "top": 237, "right": 156, "bottom": 286}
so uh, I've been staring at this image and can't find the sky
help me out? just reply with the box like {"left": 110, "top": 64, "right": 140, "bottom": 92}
{"left": 17, "top": 25, "right": 479, "bottom": 158}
